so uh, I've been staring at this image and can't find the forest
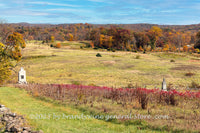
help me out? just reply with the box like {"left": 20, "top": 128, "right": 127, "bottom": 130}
{"left": 1, "top": 22, "right": 200, "bottom": 52}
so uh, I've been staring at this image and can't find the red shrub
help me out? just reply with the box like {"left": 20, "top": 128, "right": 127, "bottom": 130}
{"left": 16, "top": 84, "right": 200, "bottom": 110}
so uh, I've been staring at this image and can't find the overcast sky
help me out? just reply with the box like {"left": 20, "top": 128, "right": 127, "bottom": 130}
{"left": 0, "top": 0, "right": 200, "bottom": 25}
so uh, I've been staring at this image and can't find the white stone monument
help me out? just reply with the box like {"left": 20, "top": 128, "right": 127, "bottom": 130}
{"left": 161, "top": 78, "right": 167, "bottom": 91}
{"left": 18, "top": 67, "right": 27, "bottom": 84}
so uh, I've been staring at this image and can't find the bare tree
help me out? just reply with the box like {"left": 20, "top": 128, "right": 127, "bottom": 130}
{"left": 0, "top": 19, "right": 14, "bottom": 44}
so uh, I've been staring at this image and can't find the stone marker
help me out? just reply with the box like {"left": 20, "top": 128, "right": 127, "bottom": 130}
{"left": 161, "top": 78, "right": 167, "bottom": 91}
{"left": 18, "top": 67, "right": 27, "bottom": 84}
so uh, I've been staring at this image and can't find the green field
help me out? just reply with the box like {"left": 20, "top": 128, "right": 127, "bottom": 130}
{"left": 10, "top": 42, "right": 200, "bottom": 88}
{"left": 0, "top": 87, "right": 162, "bottom": 133}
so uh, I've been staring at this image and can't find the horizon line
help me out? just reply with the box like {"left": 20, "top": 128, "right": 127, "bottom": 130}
{"left": 5, "top": 22, "right": 200, "bottom": 26}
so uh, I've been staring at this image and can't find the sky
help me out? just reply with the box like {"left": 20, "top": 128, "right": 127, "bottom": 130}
{"left": 0, "top": 0, "right": 200, "bottom": 25}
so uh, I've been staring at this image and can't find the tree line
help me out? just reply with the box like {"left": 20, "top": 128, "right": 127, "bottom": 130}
{"left": 1, "top": 22, "right": 200, "bottom": 52}
{"left": 89, "top": 26, "right": 198, "bottom": 52}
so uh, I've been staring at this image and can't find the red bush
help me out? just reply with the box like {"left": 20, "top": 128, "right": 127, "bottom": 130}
{"left": 16, "top": 84, "right": 200, "bottom": 110}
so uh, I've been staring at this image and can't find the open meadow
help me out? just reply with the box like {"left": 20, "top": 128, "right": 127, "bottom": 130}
{"left": 10, "top": 41, "right": 200, "bottom": 89}
{"left": 1, "top": 42, "right": 199, "bottom": 132}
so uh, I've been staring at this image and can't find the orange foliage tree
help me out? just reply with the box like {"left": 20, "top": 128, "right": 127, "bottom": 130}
{"left": 139, "top": 46, "right": 144, "bottom": 51}
{"left": 90, "top": 42, "right": 94, "bottom": 48}
{"left": 163, "top": 44, "right": 169, "bottom": 52}
{"left": 171, "top": 45, "right": 177, "bottom": 52}
{"left": 55, "top": 43, "right": 61, "bottom": 48}
{"left": 183, "top": 45, "right": 188, "bottom": 52}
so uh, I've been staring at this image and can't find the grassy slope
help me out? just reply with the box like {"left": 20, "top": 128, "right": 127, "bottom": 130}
{"left": 10, "top": 43, "right": 200, "bottom": 88}
{"left": 0, "top": 87, "right": 161, "bottom": 133}
{"left": 2, "top": 43, "right": 200, "bottom": 132}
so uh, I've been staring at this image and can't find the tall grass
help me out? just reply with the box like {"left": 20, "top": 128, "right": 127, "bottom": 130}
{"left": 15, "top": 84, "right": 200, "bottom": 132}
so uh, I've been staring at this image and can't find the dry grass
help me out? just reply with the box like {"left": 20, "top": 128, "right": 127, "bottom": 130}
{"left": 171, "top": 65, "right": 200, "bottom": 71}
{"left": 9, "top": 42, "right": 200, "bottom": 89}
{"left": 3, "top": 42, "right": 200, "bottom": 132}
{"left": 16, "top": 84, "right": 200, "bottom": 132}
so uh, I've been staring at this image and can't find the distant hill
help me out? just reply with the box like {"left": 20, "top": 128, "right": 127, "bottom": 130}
{"left": 7, "top": 23, "right": 200, "bottom": 32}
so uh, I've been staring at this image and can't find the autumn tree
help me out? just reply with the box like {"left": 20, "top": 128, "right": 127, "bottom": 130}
{"left": 108, "top": 36, "right": 113, "bottom": 48}
{"left": 113, "top": 28, "right": 131, "bottom": 50}
{"left": 147, "top": 26, "right": 162, "bottom": 50}
{"left": 55, "top": 43, "right": 61, "bottom": 48}
{"left": 0, "top": 32, "right": 26, "bottom": 84}
{"left": 156, "top": 36, "right": 168, "bottom": 47}
{"left": 171, "top": 45, "right": 177, "bottom": 52}
{"left": 99, "top": 34, "right": 105, "bottom": 47}
{"left": 27, "top": 36, "right": 34, "bottom": 42}
{"left": 0, "top": 43, "right": 11, "bottom": 84}
{"left": 139, "top": 46, "right": 144, "bottom": 51}
{"left": 89, "top": 29, "right": 100, "bottom": 47}
{"left": 134, "top": 32, "right": 149, "bottom": 50}
{"left": 190, "top": 34, "right": 196, "bottom": 44}
{"left": 163, "top": 44, "right": 169, "bottom": 52}
{"left": 90, "top": 42, "right": 94, "bottom": 48}
{"left": 51, "top": 36, "right": 55, "bottom": 43}
{"left": 194, "top": 31, "right": 200, "bottom": 49}
{"left": 68, "top": 33, "right": 73, "bottom": 41}
{"left": 0, "top": 20, "right": 14, "bottom": 44}
{"left": 183, "top": 45, "right": 188, "bottom": 52}
{"left": 100, "top": 35, "right": 114, "bottom": 49}
{"left": 177, "top": 32, "right": 184, "bottom": 52}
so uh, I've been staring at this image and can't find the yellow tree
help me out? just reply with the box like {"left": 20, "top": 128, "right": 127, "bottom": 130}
{"left": 99, "top": 34, "right": 105, "bottom": 47}
{"left": 5, "top": 32, "right": 26, "bottom": 61}
{"left": 0, "top": 32, "right": 26, "bottom": 84}
{"left": 108, "top": 36, "right": 113, "bottom": 48}
{"left": 151, "top": 26, "right": 162, "bottom": 37}
{"left": 163, "top": 44, "right": 169, "bottom": 52}
{"left": 148, "top": 26, "right": 162, "bottom": 50}
{"left": 68, "top": 33, "right": 73, "bottom": 41}
{"left": 0, "top": 43, "right": 11, "bottom": 84}
{"left": 51, "top": 36, "right": 55, "bottom": 43}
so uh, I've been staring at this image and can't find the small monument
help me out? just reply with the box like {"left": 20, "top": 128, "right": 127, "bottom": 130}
{"left": 18, "top": 67, "right": 27, "bottom": 84}
{"left": 161, "top": 78, "right": 167, "bottom": 91}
